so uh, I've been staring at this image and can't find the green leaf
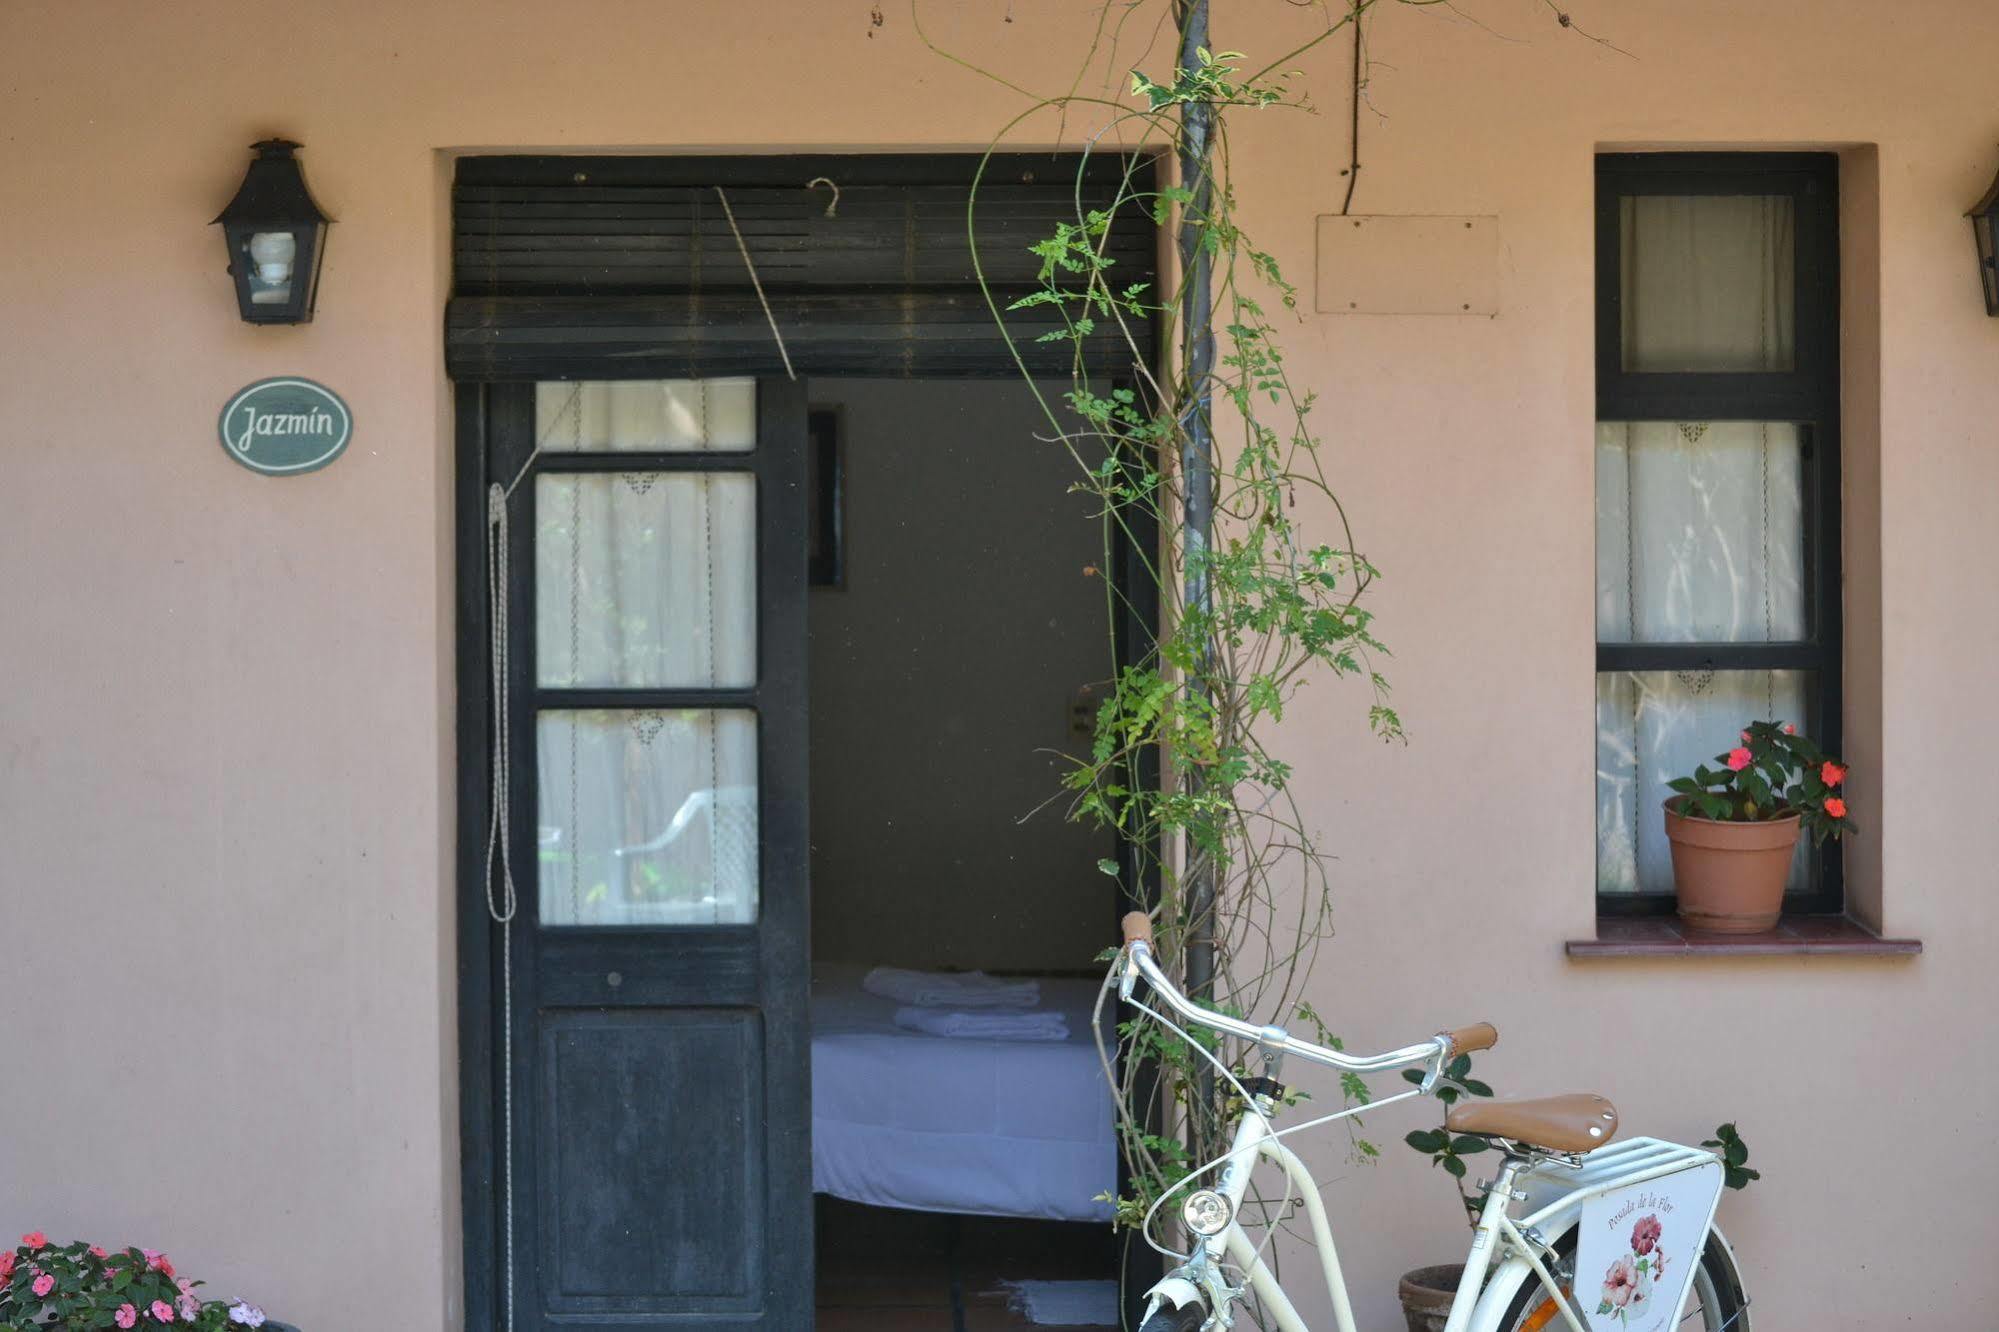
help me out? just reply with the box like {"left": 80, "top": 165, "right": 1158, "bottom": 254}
{"left": 1404, "top": 1129, "right": 1447, "bottom": 1154}
{"left": 1450, "top": 1135, "right": 1491, "bottom": 1155}
{"left": 1441, "top": 1154, "right": 1468, "bottom": 1179}
{"left": 1095, "top": 858, "right": 1121, "bottom": 877}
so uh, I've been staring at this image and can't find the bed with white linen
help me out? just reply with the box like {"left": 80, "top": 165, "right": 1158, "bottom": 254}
{"left": 810, "top": 964, "right": 1116, "bottom": 1223}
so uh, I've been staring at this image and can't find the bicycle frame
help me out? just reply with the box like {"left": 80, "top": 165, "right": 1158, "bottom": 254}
{"left": 1119, "top": 939, "right": 1744, "bottom": 1332}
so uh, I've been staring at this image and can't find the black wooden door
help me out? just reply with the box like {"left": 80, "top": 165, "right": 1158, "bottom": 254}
{"left": 476, "top": 376, "right": 810, "bottom": 1332}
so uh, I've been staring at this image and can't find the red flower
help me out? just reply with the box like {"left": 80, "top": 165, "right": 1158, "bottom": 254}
{"left": 0, "top": 1251, "right": 14, "bottom": 1278}
{"left": 19, "top": 1233, "right": 45, "bottom": 1251}
{"left": 1784, "top": 723, "right": 1796, "bottom": 734}
{"left": 1825, "top": 797, "right": 1847, "bottom": 819}
{"left": 1631, "top": 1214, "right": 1663, "bottom": 1255}
{"left": 1725, "top": 747, "right": 1752, "bottom": 772}
{"left": 1821, "top": 760, "right": 1846, "bottom": 786}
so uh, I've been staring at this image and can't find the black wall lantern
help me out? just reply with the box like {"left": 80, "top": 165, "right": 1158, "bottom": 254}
{"left": 213, "top": 139, "right": 331, "bottom": 324}
{"left": 1970, "top": 159, "right": 1999, "bottom": 316}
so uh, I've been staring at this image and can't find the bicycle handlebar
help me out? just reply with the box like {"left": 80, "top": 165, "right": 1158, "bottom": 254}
{"left": 1439, "top": 1022, "right": 1499, "bottom": 1058}
{"left": 1118, "top": 929, "right": 1459, "bottom": 1080}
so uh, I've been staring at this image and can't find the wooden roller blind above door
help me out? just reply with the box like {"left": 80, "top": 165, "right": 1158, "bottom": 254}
{"left": 446, "top": 154, "right": 1161, "bottom": 382}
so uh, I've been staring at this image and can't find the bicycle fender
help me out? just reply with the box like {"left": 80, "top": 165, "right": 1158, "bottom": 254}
{"left": 1140, "top": 1274, "right": 1205, "bottom": 1324}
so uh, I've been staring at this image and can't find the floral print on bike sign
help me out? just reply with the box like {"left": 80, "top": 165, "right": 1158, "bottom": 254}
{"left": 1572, "top": 1161, "right": 1723, "bottom": 1331}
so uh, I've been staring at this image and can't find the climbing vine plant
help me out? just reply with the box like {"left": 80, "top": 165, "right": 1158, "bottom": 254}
{"left": 925, "top": 1, "right": 1417, "bottom": 1231}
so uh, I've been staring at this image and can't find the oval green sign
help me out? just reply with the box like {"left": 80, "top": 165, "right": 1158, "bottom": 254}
{"left": 218, "top": 377, "right": 352, "bottom": 475}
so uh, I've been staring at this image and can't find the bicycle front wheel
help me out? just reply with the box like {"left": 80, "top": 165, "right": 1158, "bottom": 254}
{"left": 1136, "top": 1303, "right": 1207, "bottom": 1332}
{"left": 1497, "top": 1229, "right": 1747, "bottom": 1331}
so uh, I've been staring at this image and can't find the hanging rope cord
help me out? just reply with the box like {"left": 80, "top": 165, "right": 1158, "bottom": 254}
{"left": 479, "top": 182, "right": 801, "bottom": 1332}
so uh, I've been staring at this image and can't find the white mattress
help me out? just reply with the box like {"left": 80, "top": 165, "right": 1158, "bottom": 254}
{"left": 810, "top": 964, "right": 1116, "bottom": 1223}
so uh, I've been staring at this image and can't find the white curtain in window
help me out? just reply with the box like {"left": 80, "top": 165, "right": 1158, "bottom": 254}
{"left": 1597, "top": 199, "right": 1809, "bottom": 896}
{"left": 532, "top": 380, "right": 761, "bottom": 925}
{"left": 1620, "top": 195, "right": 1795, "bottom": 373}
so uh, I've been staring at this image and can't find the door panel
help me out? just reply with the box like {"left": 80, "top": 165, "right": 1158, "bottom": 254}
{"left": 538, "top": 1008, "right": 764, "bottom": 1314}
{"left": 486, "top": 376, "right": 810, "bottom": 1332}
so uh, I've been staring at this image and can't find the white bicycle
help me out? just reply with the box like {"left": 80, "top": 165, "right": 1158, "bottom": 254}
{"left": 1114, "top": 914, "right": 1750, "bottom": 1332}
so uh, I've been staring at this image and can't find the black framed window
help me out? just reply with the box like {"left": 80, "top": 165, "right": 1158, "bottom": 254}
{"left": 1594, "top": 153, "right": 1842, "bottom": 915}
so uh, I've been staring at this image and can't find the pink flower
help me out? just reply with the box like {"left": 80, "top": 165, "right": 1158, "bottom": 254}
{"left": 1602, "top": 1256, "right": 1639, "bottom": 1309}
{"left": 145, "top": 1250, "right": 174, "bottom": 1278}
{"left": 1740, "top": 729, "right": 1751, "bottom": 742}
{"left": 20, "top": 1232, "right": 45, "bottom": 1251}
{"left": 177, "top": 1294, "right": 202, "bottom": 1320}
{"left": 116, "top": 1305, "right": 139, "bottom": 1330}
{"left": 1784, "top": 723, "right": 1796, "bottom": 734}
{"left": 90, "top": 1246, "right": 109, "bottom": 1259}
{"left": 1631, "top": 1214, "right": 1662, "bottom": 1255}
{"left": 1825, "top": 797, "right": 1847, "bottom": 819}
{"left": 1725, "top": 747, "right": 1752, "bottom": 772}
{"left": 151, "top": 1299, "right": 176, "bottom": 1324}
{"left": 1822, "top": 760, "right": 1846, "bottom": 786}
{"left": 32, "top": 1273, "right": 55, "bottom": 1298}
{"left": 0, "top": 1251, "right": 14, "bottom": 1278}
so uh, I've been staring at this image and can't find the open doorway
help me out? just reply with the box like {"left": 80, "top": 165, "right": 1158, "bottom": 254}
{"left": 452, "top": 152, "right": 1160, "bottom": 1332}
{"left": 806, "top": 379, "right": 1125, "bottom": 1331}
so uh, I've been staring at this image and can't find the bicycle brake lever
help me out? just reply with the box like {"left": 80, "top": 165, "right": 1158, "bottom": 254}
{"left": 1417, "top": 1039, "right": 1451, "bottom": 1094}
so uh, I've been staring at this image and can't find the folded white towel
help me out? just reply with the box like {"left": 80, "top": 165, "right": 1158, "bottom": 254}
{"left": 893, "top": 1006, "right": 1070, "bottom": 1042}
{"left": 863, "top": 966, "right": 1040, "bottom": 1010}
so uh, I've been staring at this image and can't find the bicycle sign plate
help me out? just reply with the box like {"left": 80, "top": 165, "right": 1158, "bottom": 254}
{"left": 1572, "top": 1159, "right": 1724, "bottom": 1330}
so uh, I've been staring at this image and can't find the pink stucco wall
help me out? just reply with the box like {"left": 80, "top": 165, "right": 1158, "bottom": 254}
{"left": 1, "top": 2, "right": 1991, "bottom": 1327}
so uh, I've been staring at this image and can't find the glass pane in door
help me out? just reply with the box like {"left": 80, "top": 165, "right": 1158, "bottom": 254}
{"left": 535, "top": 472, "right": 757, "bottom": 689}
{"left": 537, "top": 379, "right": 755, "bottom": 453}
{"left": 537, "top": 709, "right": 759, "bottom": 926}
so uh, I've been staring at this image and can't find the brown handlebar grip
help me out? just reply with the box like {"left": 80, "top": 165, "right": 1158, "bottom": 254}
{"left": 1439, "top": 1022, "right": 1499, "bottom": 1057}
{"left": 1121, "top": 912, "right": 1156, "bottom": 948}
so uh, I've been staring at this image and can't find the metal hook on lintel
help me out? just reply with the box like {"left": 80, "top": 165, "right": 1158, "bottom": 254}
{"left": 806, "top": 176, "right": 840, "bottom": 218}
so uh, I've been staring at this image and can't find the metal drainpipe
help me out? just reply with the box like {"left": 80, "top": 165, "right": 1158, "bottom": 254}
{"left": 1174, "top": 0, "right": 1217, "bottom": 1045}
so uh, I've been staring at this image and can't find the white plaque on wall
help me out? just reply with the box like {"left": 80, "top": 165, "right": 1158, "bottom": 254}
{"left": 1314, "top": 214, "right": 1499, "bottom": 315}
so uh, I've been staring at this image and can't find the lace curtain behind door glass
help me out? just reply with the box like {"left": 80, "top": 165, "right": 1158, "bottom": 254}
{"left": 532, "top": 381, "right": 761, "bottom": 925}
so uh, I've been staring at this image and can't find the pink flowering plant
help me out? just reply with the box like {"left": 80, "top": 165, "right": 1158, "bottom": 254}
{"left": 0, "top": 1233, "right": 270, "bottom": 1332}
{"left": 1667, "top": 719, "right": 1854, "bottom": 842}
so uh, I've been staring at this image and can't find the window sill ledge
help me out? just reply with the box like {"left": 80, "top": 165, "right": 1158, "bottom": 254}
{"left": 1567, "top": 915, "right": 1921, "bottom": 959}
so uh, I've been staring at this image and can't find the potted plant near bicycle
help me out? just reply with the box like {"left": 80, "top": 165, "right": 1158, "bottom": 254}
{"left": 1663, "top": 719, "right": 1852, "bottom": 934}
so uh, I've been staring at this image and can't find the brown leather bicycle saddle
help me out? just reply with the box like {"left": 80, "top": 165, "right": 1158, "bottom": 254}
{"left": 1446, "top": 1093, "right": 1619, "bottom": 1154}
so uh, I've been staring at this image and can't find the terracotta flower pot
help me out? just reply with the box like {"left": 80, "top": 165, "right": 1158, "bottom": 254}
{"left": 1663, "top": 797, "right": 1800, "bottom": 934}
{"left": 1398, "top": 1264, "right": 1462, "bottom": 1332}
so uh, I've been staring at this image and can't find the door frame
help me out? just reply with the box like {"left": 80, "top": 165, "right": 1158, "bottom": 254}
{"left": 452, "top": 152, "right": 1164, "bottom": 1330}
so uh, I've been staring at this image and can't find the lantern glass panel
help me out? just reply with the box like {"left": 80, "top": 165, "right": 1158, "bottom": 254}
{"left": 246, "top": 230, "right": 298, "bottom": 305}
{"left": 1975, "top": 210, "right": 1999, "bottom": 315}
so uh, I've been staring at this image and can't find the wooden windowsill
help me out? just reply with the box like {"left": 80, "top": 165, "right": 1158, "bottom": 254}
{"left": 1567, "top": 914, "right": 1921, "bottom": 959}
